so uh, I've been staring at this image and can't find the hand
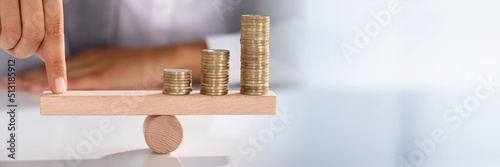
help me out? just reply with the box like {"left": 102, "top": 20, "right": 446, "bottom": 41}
{"left": 4, "top": 41, "right": 206, "bottom": 93}
{"left": 1, "top": 0, "right": 66, "bottom": 94}
{"left": 12, "top": 48, "right": 164, "bottom": 92}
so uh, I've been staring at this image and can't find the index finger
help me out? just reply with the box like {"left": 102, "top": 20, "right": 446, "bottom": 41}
{"left": 42, "top": 0, "right": 66, "bottom": 94}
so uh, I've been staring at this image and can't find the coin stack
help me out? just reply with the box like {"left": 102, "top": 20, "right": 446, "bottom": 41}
{"left": 162, "top": 69, "right": 193, "bottom": 95}
{"left": 240, "top": 15, "right": 270, "bottom": 95}
{"left": 200, "top": 49, "right": 230, "bottom": 95}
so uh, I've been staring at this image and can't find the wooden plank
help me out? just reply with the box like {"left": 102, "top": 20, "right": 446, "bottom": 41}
{"left": 40, "top": 90, "right": 277, "bottom": 115}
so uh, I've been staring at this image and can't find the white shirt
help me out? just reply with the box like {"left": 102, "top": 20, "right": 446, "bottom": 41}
{"left": 115, "top": 0, "right": 228, "bottom": 48}
{"left": 115, "top": 0, "right": 245, "bottom": 85}
{"left": 0, "top": 0, "right": 304, "bottom": 86}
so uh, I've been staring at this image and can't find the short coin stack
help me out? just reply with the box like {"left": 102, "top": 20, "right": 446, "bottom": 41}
{"left": 200, "top": 49, "right": 230, "bottom": 95}
{"left": 162, "top": 69, "right": 193, "bottom": 95}
{"left": 240, "top": 15, "right": 270, "bottom": 95}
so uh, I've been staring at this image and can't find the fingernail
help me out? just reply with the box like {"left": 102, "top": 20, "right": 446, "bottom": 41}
{"left": 53, "top": 77, "right": 66, "bottom": 94}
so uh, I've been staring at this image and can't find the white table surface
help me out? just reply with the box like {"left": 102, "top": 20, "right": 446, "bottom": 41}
{"left": 3, "top": 88, "right": 500, "bottom": 167}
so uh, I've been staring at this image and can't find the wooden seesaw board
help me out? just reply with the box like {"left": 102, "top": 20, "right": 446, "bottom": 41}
{"left": 40, "top": 90, "right": 277, "bottom": 154}
{"left": 40, "top": 90, "right": 276, "bottom": 115}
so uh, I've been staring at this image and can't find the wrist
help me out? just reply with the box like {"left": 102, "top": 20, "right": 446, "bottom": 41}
{"left": 159, "top": 41, "right": 206, "bottom": 80}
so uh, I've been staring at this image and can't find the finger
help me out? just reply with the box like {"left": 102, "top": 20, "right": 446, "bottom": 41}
{"left": 1, "top": 77, "right": 8, "bottom": 88}
{"left": 42, "top": 0, "right": 66, "bottom": 94}
{"left": 36, "top": 45, "right": 45, "bottom": 61}
{"left": 66, "top": 49, "right": 102, "bottom": 71}
{"left": 7, "top": 0, "right": 44, "bottom": 58}
{"left": 69, "top": 76, "right": 108, "bottom": 90}
{"left": 29, "top": 83, "right": 47, "bottom": 93}
{"left": 16, "top": 69, "right": 49, "bottom": 93}
{"left": 67, "top": 57, "right": 108, "bottom": 79}
{"left": 0, "top": 0, "right": 22, "bottom": 52}
{"left": 31, "top": 75, "right": 105, "bottom": 92}
{"left": 17, "top": 67, "right": 46, "bottom": 89}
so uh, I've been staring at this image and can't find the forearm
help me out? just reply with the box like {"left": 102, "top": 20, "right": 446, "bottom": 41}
{"left": 148, "top": 41, "right": 207, "bottom": 82}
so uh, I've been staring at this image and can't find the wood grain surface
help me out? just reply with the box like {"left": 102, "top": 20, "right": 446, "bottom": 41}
{"left": 40, "top": 90, "right": 276, "bottom": 115}
{"left": 143, "top": 115, "right": 183, "bottom": 154}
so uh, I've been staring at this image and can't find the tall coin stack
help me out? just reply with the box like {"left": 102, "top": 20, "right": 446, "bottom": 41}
{"left": 240, "top": 15, "right": 270, "bottom": 95}
{"left": 201, "top": 49, "right": 230, "bottom": 95}
{"left": 162, "top": 69, "right": 193, "bottom": 95}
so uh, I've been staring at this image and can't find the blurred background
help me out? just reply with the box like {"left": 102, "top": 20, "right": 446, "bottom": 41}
{"left": 2, "top": 0, "right": 500, "bottom": 166}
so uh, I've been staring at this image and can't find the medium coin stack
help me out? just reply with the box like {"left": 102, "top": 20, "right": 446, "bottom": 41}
{"left": 240, "top": 15, "right": 270, "bottom": 95}
{"left": 162, "top": 69, "right": 193, "bottom": 95}
{"left": 201, "top": 49, "right": 230, "bottom": 95}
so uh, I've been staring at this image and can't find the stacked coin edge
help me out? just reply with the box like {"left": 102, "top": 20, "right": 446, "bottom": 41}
{"left": 163, "top": 69, "right": 193, "bottom": 95}
{"left": 201, "top": 49, "right": 230, "bottom": 96}
{"left": 240, "top": 14, "right": 270, "bottom": 96}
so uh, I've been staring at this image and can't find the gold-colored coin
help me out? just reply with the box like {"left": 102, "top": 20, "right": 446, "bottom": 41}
{"left": 240, "top": 17, "right": 270, "bottom": 84}
{"left": 242, "top": 79, "right": 269, "bottom": 83}
{"left": 201, "top": 83, "right": 228, "bottom": 87}
{"left": 240, "top": 90, "right": 269, "bottom": 94}
{"left": 241, "top": 36, "right": 270, "bottom": 40}
{"left": 201, "top": 91, "right": 228, "bottom": 94}
{"left": 241, "top": 83, "right": 269, "bottom": 86}
{"left": 240, "top": 91, "right": 268, "bottom": 96}
{"left": 164, "top": 80, "right": 192, "bottom": 84}
{"left": 202, "top": 78, "right": 230, "bottom": 82}
{"left": 241, "top": 69, "right": 269, "bottom": 72}
{"left": 163, "top": 69, "right": 193, "bottom": 95}
{"left": 240, "top": 67, "right": 270, "bottom": 71}
{"left": 201, "top": 69, "right": 230, "bottom": 73}
{"left": 240, "top": 88, "right": 269, "bottom": 93}
{"left": 200, "top": 86, "right": 229, "bottom": 89}
{"left": 164, "top": 69, "right": 191, "bottom": 72}
{"left": 163, "top": 83, "right": 192, "bottom": 87}
{"left": 201, "top": 72, "right": 229, "bottom": 75}
{"left": 240, "top": 14, "right": 271, "bottom": 96}
{"left": 202, "top": 58, "right": 230, "bottom": 60}
{"left": 242, "top": 15, "right": 270, "bottom": 21}
{"left": 202, "top": 76, "right": 229, "bottom": 79}
{"left": 241, "top": 75, "right": 268, "bottom": 78}
{"left": 201, "top": 49, "right": 230, "bottom": 96}
{"left": 203, "top": 49, "right": 230, "bottom": 53}
{"left": 201, "top": 66, "right": 229, "bottom": 69}
{"left": 163, "top": 75, "right": 192, "bottom": 78}
{"left": 241, "top": 29, "right": 270, "bottom": 33}
{"left": 201, "top": 89, "right": 230, "bottom": 93}
{"left": 200, "top": 92, "right": 228, "bottom": 96}
{"left": 201, "top": 63, "right": 230, "bottom": 67}
{"left": 164, "top": 75, "right": 192, "bottom": 78}
{"left": 241, "top": 74, "right": 269, "bottom": 77}
{"left": 163, "top": 88, "right": 193, "bottom": 92}
{"left": 240, "top": 53, "right": 269, "bottom": 57}
{"left": 240, "top": 79, "right": 269, "bottom": 83}
{"left": 242, "top": 58, "right": 269, "bottom": 62}
{"left": 202, "top": 82, "right": 229, "bottom": 85}
{"left": 163, "top": 88, "right": 193, "bottom": 91}
{"left": 163, "top": 91, "right": 193, "bottom": 95}
{"left": 241, "top": 49, "right": 269, "bottom": 53}
{"left": 241, "top": 61, "right": 270, "bottom": 64}
{"left": 241, "top": 44, "right": 269, "bottom": 48}
{"left": 202, "top": 58, "right": 230, "bottom": 62}
{"left": 241, "top": 75, "right": 269, "bottom": 78}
